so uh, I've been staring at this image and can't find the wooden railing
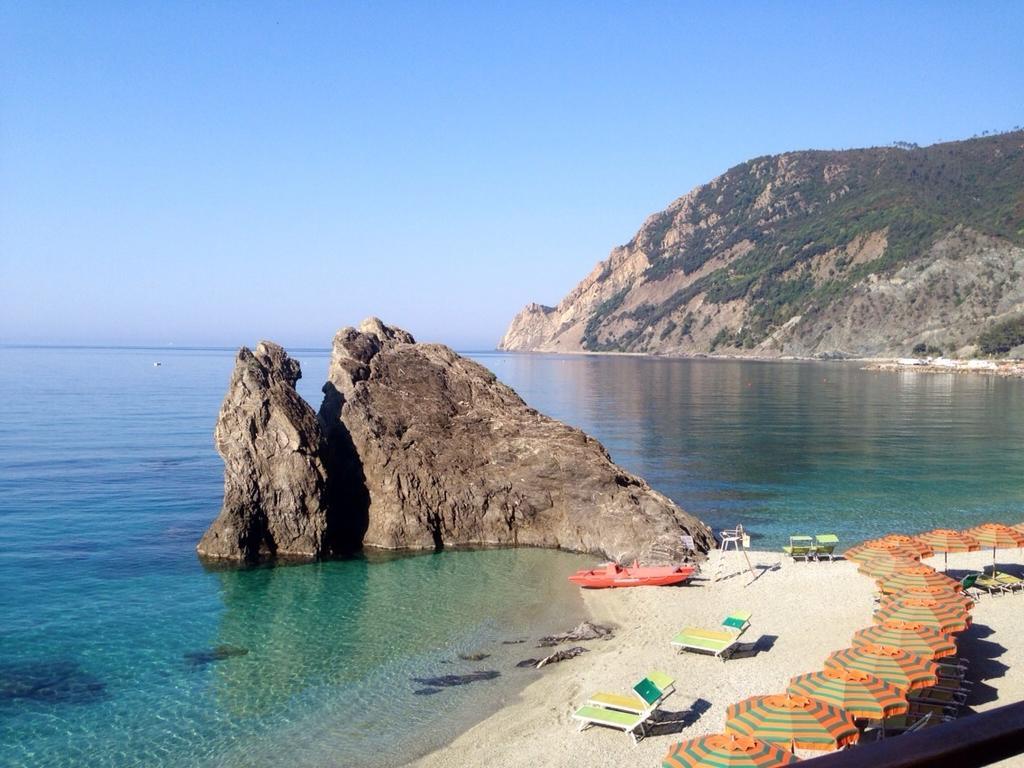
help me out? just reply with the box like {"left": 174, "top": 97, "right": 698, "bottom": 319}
{"left": 803, "top": 700, "right": 1024, "bottom": 768}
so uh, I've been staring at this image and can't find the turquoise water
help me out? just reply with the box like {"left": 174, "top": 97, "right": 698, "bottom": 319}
{"left": 2, "top": 346, "right": 1023, "bottom": 766}
{"left": 0, "top": 347, "right": 586, "bottom": 767}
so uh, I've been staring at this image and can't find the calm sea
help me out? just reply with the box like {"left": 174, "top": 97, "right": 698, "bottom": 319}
{"left": 1, "top": 346, "right": 1022, "bottom": 766}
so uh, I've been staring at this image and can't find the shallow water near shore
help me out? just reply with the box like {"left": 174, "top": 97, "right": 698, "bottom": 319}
{"left": 1, "top": 346, "right": 1022, "bottom": 766}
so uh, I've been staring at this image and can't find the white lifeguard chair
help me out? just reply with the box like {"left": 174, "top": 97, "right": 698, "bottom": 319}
{"left": 712, "top": 524, "right": 756, "bottom": 582}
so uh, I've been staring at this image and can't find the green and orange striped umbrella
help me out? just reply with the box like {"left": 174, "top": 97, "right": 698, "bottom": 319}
{"left": 662, "top": 733, "right": 800, "bottom": 768}
{"left": 896, "top": 585, "right": 973, "bottom": 612}
{"left": 787, "top": 667, "right": 907, "bottom": 719}
{"left": 852, "top": 620, "right": 957, "bottom": 660}
{"left": 876, "top": 564, "right": 962, "bottom": 595}
{"left": 844, "top": 539, "right": 921, "bottom": 564}
{"left": 725, "top": 694, "right": 858, "bottom": 751}
{"left": 963, "top": 523, "right": 1024, "bottom": 571}
{"left": 914, "top": 529, "right": 979, "bottom": 571}
{"left": 878, "top": 534, "right": 934, "bottom": 559}
{"left": 874, "top": 596, "right": 971, "bottom": 634}
{"left": 857, "top": 554, "right": 920, "bottom": 579}
{"left": 825, "top": 644, "right": 938, "bottom": 692}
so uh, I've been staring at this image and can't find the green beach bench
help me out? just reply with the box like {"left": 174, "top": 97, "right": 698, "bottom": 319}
{"left": 782, "top": 535, "right": 815, "bottom": 562}
{"left": 671, "top": 611, "right": 752, "bottom": 660}
{"left": 814, "top": 534, "right": 839, "bottom": 561}
{"left": 585, "top": 671, "right": 675, "bottom": 715}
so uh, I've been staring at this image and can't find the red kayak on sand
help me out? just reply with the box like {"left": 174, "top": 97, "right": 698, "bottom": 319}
{"left": 568, "top": 561, "right": 697, "bottom": 589}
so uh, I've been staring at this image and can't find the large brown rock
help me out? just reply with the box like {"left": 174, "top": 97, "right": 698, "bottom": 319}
{"left": 197, "top": 342, "right": 335, "bottom": 562}
{"left": 319, "top": 318, "right": 712, "bottom": 562}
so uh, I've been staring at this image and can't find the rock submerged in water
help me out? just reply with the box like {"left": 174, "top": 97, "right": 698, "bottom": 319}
{"left": 411, "top": 671, "right": 501, "bottom": 689}
{"left": 184, "top": 644, "right": 250, "bottom": 668}
{"left": 198, "top": 319, "right": 713, "bottom": 564}
{"left": 0, "top": 660, "right": 107, "bottom": 705}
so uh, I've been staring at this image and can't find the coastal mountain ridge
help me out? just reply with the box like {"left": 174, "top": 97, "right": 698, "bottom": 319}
{"left": 500, "top": 131, "right": 1024, "bottom": 358}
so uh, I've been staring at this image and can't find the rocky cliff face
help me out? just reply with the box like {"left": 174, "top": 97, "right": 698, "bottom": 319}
{"left": 500, "top": 131, "right": 1024, "bottom": 358}
{"left": 199, "top": 321, "right": 713, "bottom": 564}
{"left": 197, "top": 342, "right": 336, "bottom": 562}
{"left": 320, "top": 318, "right": 712, "bottom": 563}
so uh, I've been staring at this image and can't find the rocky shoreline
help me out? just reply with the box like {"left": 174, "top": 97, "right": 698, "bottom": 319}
{"left": 862, "top": 357, "right": 1024, "bottom": 379}
{"left": 496, "top": 346, "right": 1024, "bottom": 378}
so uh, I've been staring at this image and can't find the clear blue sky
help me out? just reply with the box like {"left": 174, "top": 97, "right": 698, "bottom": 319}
{"left": 2, "top": 2, "right": 1022, "bottom": 349}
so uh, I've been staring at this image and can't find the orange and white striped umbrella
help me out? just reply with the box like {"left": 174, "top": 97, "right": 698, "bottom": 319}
{"left": 876, "top": 565, "right": 962, "bottom": 595}
{"left": 874, "top": 596, "right": 971, "bottom": 634}
{"left": 844, "top": 540, "right": 921, "bottom": 564}
{"left": 825, "top": 644, "right": 938, "bottom": 692}
{"left": 878, "top": 534, "right": 934, "bottom": 559}
{"left": 852, "top": 620, "right": 957, "bottom": 660}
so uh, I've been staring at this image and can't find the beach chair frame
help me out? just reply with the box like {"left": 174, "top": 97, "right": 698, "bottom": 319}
{"left": 782, "top": 535, "right": 816, "bottom": 562}
{"left": 670, "top": 611, "right": 751, "bottom": 661}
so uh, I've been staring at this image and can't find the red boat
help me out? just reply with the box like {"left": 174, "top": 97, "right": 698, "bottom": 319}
{"left": 568, "top": 561, "right": 697, "bottom": 589}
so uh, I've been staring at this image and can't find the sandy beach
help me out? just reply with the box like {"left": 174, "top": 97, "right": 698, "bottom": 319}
{"left": 410, "top": 548, "right": 1024, "bottom": 767}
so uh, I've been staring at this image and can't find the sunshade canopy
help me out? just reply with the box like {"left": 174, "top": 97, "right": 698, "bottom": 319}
{"left": 787, "top": 668, "right": 907, "bottom": 719}
{"left": 662, "top": 733, "right": 800, "bottom": 768}
{"left": 725, "top": 694, "right": 859, "bottom": 751}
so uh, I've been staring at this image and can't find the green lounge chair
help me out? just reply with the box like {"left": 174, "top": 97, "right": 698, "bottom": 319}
{"left": 572, "top": 705, "right": 652, "bottom": 745}
{"left": 782, "top": 535, "right": 815, "bottom": 562}
{"left": 910, "top": 686, "right": 967, "bottom": 706}
{"left": 585, "top": 672, "right": 675, "bottom": 715}
{"left": 960, "top": 573, "right": 985, "bottom": 600}
{"left": 972, "top": 572, "right": 1010, "bottom": 596}
{"left": 990, "top": 571, "right": 1024, "bottom": 593}
{"left": 671, "top": 611, "right": 752, "bottom": 660}
{"left": 875, "top": 711, "right": 947, "bottom": 734}
{"left": 814, "top": 534, "right": 839, "bottom": 561}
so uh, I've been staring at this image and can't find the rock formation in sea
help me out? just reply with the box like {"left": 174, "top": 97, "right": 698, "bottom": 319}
{"left": 319, "top": 318, "right": 712, "bottom": 563}
{"left": 196, "top": 342, "right": 336, "bottom": 562}
{"left": 199, "top": 320, "right": 713, "bottom": 564}
{"left": 500, "top": 130, "right": 1024, "bottom": 358}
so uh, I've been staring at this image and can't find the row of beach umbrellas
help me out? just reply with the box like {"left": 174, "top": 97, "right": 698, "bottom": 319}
{"left": 662, "top": 521, "right": 1024, "bottom": 767}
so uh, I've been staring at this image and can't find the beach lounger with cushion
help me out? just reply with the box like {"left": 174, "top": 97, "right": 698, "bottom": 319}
{"left": 782, "top": 536, "right": 815, "bottom": 562}
{"left": 814, "top": 534, "right": 839, "bottom": 561}
{"left": 969, "top": 572, "right": 1010, "bottom": 596}
{"left": 585, "top": 671, "right": 675, "bottom": 715}
{"left": 671, "top": 611, "right": 752, "bottom": 660}
{"left": 910, "top": 686, "right": 967, "bottom": 706}
{"left": 572, "top": 705, "right": 653, "bottom": 745}
{"left": 991, "top": 571, "right": 1024, "bottom": 593}
{"left": 875, "top": 711, "right": 948, "bottom": 735}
